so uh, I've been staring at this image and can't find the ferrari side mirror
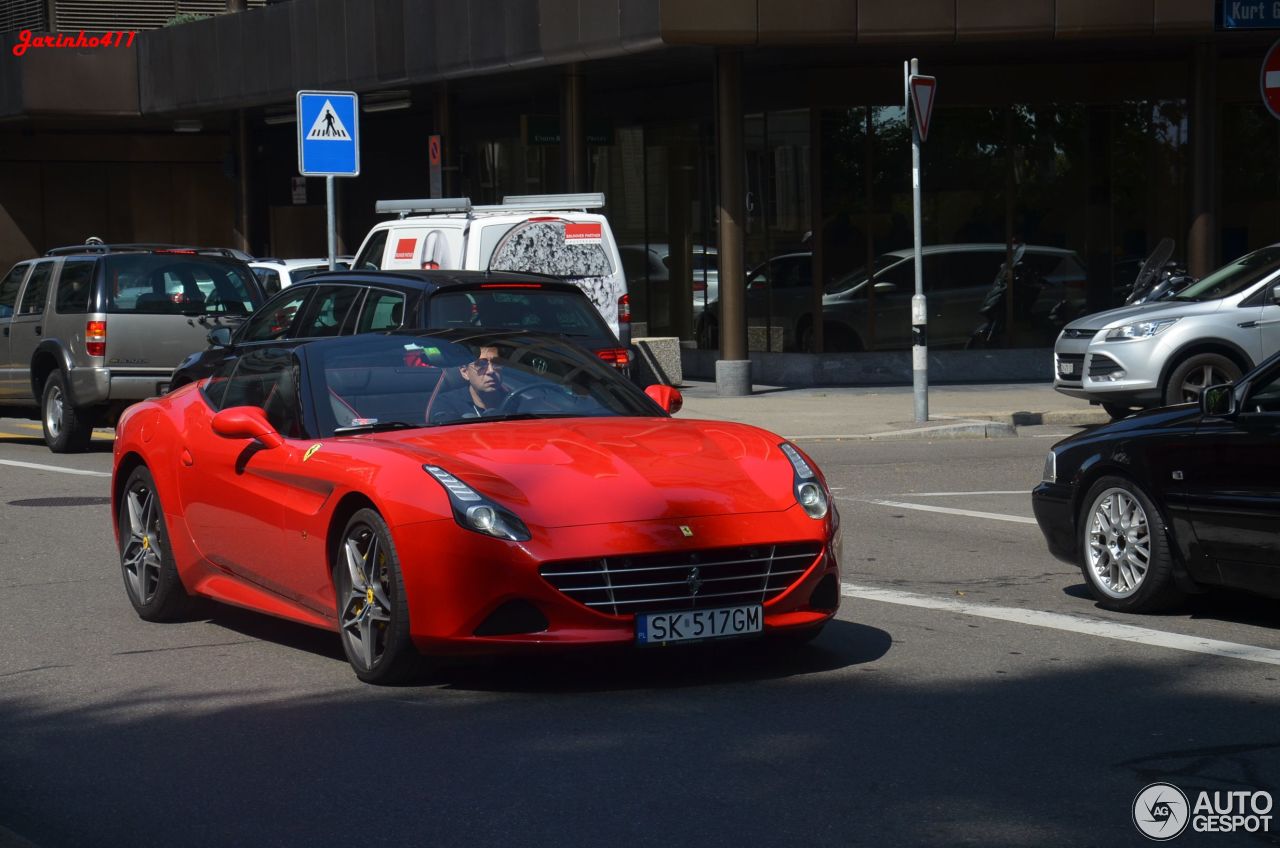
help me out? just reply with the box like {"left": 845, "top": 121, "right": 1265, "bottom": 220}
{"left": 212, "top": 406, "right": 284, "bottom": 449}
{"left": 645, "top": 384, "right": 683, "bottom": 414}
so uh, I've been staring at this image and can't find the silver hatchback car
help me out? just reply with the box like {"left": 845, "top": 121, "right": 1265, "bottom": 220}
{"left": 1054, "top": 245, "right": 1280, "bottom": 416}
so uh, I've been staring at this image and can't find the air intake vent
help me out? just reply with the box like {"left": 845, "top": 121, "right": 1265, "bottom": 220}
{"left": 540, "top": 543, "right": 822, "bottom": 616}
{"left": 51, "top": 1, "right": 265, "bottom": 32}
{"left": 1, "top": 0, "right": 46, "bottom": 32}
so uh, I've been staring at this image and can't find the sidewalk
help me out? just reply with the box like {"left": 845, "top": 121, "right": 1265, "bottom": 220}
{"left": 673, "top": 380, "right": 1109, "bottom": 440}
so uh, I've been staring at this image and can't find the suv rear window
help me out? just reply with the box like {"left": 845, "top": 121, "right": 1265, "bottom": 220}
{"left": 102, "top": 254, "right": 258, "bottom": 315}
{"left": 428, "top": 288, "right": 609, "bottom": 338}
{"left": 484, "top": 221, "right": 614, "bottom": 278}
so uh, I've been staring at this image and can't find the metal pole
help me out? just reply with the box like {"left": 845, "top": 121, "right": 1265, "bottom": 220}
{"left": 326, "top": 175, "right": 337, "bottom": 270}
{"left": 907, "top": 58, "right": 928, "bottom": 423}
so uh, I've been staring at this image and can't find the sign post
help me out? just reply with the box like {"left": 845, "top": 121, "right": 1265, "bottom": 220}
{"left": 905, "top": 60, "right": 936, "bottom": 424}
{"left": 297, "top": 90, "right": 360, "bottom": 269}
{"left": 429, "top": 134, "right": 443, "bottom": 198}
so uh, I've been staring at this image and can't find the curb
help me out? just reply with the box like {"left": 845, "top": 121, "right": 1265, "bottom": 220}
{"left": 864, "top": 419, "right": 1018, "bottom": 441}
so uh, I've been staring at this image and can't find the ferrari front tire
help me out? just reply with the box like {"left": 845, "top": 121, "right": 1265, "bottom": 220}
{"left": 118, "top": 465, "right": 195, "bottom": 621}
{"left": 335, "top": 508, "right": 420, "bottom": 684}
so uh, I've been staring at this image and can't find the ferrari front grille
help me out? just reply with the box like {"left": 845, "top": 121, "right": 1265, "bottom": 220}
{"left": 539, "top": 543, "right": 823, "bottom": 616}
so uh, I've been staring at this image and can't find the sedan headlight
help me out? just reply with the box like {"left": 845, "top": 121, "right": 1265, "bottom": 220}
{"left": 1105, "top": 318, "right": 1178, "bottom": 341}
{"left": 423, "top": 465, "right": 531, "bottom": 542}
{"left": 1041, "top": 451, "right": 1057, "bottom": 484}
{"left": 780, "top": 442, "right": 829, "bottom": 519}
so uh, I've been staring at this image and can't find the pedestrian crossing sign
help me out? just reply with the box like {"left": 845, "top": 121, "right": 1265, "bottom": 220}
{"left": 297, "top": 90, "right": 360, "bottom": 176}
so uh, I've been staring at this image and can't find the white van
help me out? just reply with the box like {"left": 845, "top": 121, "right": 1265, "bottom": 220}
{"left": 351, "top": 193, "right": 630, "bottom": 343}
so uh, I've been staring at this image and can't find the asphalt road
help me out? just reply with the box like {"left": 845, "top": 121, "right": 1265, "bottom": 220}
{"left": 1, "top": 418, "right": 1277, "bottom": 847}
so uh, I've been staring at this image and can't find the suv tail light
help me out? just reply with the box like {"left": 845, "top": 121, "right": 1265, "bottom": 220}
{"left": 618, "top": 293, "right": 631, "bottom": 325}
{"left": 86, "top": 321, "right": 106, "bottom": 357}
{"left": 596, "top": 348, "right": 630, "bottom": 368}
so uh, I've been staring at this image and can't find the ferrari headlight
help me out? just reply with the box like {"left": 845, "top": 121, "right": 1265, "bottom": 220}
{"left": 1105, "top": 318, "right": 1178, "bottom": 341}
{"left": 424, "top": 465, "right": 531, "bottom": 542}
{"left": 780, "top": 442, "right": 829, "bottom": 519}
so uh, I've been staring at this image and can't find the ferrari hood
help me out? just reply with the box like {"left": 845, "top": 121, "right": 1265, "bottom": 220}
{"left": 375, "top": 417, "right": 803, "bottom": 528}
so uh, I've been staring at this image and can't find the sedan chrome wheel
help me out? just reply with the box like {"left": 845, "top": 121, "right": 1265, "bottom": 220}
{"left": 339, "top": 523, "right": 393, "bottom": 671}
{"left": 121, "top": 480, "right": 164, "bottom": 606}
{"left": 1085, "top": 487, "right": 1151, "bottom": 598}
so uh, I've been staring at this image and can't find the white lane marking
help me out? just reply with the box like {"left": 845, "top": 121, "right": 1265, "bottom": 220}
{"left": 0, "top": 459, "right": 111, "bottom": 478}
{"left": 862, "top": 498, "right": 1037, "bottom": 525}
{"left": 842, "top": 582, "right": 1280, "bottom": 667}
{"left": 893, "top": 490, "right": 1027, "bottom": 497}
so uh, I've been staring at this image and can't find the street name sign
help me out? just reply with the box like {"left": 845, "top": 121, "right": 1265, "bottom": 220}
{"left": 297, "top": 90, "right": 360, "bottom": 177}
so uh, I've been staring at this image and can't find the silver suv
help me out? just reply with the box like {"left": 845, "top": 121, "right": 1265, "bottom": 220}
{"left": 1054, "top": 245, "right": 1280, "bottom": 417}
{"left": 0, "top": 243, "right": 262, "bottom": 451}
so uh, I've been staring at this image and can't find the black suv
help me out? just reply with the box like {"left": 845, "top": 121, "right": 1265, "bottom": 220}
{"left": 170, "top": 269, "right": 635, "bottom": 389}
{"left": 0, "top": 243, "right": 263, "bottom": 452}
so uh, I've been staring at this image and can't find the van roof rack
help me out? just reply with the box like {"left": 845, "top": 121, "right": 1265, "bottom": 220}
{"left": 373, "top": 192, "right": 606, "bottom": 219}
{"left": 374, "top": 198, "right": 472, "bottom": 218}
{"left": 496, "top": 192, "right": 604, "bottom": 211}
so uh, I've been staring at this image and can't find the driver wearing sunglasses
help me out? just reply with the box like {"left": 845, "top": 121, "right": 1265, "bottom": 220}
{"left": 429, "top": 345, "right": 511, "bottom": 421}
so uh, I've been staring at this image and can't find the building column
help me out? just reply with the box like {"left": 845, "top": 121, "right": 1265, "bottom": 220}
{"left": 560, "top": 63, "right": 586, "bottom": 193}
{"left": 1188, "top": 42, "right": 1217, "bottom": 278}
{"left": 235, "top": 109, "right": 250, "bottom": 254}
{"left": 716, "top": 48, "right": 750, "bottom": 396}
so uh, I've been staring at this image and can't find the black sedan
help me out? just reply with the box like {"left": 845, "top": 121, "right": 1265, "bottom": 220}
{"left": 170, "top": 269, "right": 635, "bottom": 389}
{"left": 1033, "top": 350, "right": 1280, "bottom": 612}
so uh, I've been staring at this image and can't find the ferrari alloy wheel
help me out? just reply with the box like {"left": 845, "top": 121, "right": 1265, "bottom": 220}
{"left": 335, "top": 509, "right": 418, "bottom": 684}
{"left": 1079, "top": 476, "right": 1181, "bottom": 613}
{"left": 118, "top": 465, "right": 194, "bottom": 621}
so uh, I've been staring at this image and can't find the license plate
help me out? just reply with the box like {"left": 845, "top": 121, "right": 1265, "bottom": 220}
{"left": 1060, "top": 363, "right": 1076, "bottom": 375}
{"left": 635, "top": 605, "right": 762, "bottom": 645}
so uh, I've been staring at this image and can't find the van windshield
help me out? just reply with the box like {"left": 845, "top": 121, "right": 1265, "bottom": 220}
{"left": 1172, "top": 246, "right": 1280, "bottom": 302}
{"left": 484, "top": 220, "right": 614, "bottom": 278}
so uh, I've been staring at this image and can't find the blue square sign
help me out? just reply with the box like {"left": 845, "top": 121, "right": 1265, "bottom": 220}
{"left": 297, "top": 90, "right": 360, "bottom": 177}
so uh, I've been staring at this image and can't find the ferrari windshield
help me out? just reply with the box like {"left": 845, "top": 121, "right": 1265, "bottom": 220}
{"left": 310, "top": 331, "right": 658, "bottom": 435}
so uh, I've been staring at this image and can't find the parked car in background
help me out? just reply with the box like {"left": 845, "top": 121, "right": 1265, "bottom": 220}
{"left": 697, "top": 244, "right": 1086, "bottom": 352}
{"left": 351, "top": 193, "right": 630, "bottom": 345}
{"left": 170, "top": 269, "right": 635, "bottom": 389}
{"left": 620, "top": 243, "right": 719, "bottom": 323}
{"left": 250, "top": 257, "right": 351, "bottom": 295}
{"left": 0, "top": 242, "right": 262, "bottom": 452}
{"left": 1054, "top": 243, "right": 1280, "bottom": 418}
{"left": 1034, "top": 347, "right": 1280, "bottom": 612}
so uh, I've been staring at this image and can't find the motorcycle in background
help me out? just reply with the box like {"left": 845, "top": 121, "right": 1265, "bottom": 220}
{"left": 966, "top": 244, "right": 1045, "bottom": 348}
{"left": 1124, "top": 237, "right": 1197, "bottom": 305}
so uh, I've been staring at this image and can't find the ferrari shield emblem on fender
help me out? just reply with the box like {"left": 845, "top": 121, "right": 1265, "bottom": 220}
{"left": 303, "top": 443, "right": 322, "bottom": 462}
{"left": 679, "top": 525, "right": 693, "bottom": 537}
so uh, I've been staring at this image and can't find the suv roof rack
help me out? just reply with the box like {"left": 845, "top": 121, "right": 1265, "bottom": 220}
{"left": 44, "top": 243, "right": 249, "bottom": 258}
{"left": 373, "top": 192, "right": 606, "bottom": 219}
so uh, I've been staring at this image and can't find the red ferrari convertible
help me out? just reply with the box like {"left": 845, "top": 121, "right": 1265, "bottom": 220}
{"left": 112, "top": 330, "right": 841, "bottom": 683}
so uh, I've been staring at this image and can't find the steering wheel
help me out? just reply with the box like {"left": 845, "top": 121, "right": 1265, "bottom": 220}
{"left": 496, "top": 383, "right": 567, "bottom": 415}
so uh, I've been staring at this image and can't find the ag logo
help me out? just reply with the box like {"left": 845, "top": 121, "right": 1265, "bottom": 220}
{"left": 1133, "top": 782, "right": 1190, "bottom": 840}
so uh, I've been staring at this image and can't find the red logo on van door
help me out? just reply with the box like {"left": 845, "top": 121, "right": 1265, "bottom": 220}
{"left": 564, "top": 223, "right": 602, "bottom": 245}
{"left": 394, "top": 238, "right": 416, "bottom": 260}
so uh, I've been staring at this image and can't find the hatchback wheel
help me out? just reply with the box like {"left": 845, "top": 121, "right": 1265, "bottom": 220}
{"left": 1163, "top": 353, "right": 1240, "bottom": 406}
{"left": 1079, "top": 476, "right": 1181, "bottom": 612}
{"left": 42, "top": 371, "right": 94, "bottom": 453}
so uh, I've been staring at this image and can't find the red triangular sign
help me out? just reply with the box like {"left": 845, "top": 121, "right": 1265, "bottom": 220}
{"left": 910, "top": 75, "right": 937, "bottom": 142}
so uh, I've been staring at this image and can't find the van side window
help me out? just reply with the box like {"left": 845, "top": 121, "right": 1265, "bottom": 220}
{"left": 355, "top": 230, "right": 388, "bottom": 270}
{"left": 0, "top": 264, "right": 28, "bottom": 319}
{"left": 486, "top": 221, "right": 614, "bottom": 277}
